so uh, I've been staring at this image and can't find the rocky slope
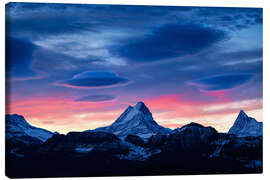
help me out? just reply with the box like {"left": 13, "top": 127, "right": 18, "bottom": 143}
{"left": 89, "top": 102, "right": 171, "bottom": 139}
{"left": 6, "top": 114, "right": 56, "bottom": 142}
{"left": 228, "top": 110, "right": 262, "bottom": 137}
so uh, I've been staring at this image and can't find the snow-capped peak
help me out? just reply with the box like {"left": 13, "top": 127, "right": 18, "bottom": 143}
{"left": 6, "top": 114, "right": 31, "bottom": 128}
{"left": 113, "top": 102, "right": 153, "bottom": 125}
{"left": 91, "top": 102, "right": 171, "bottom": 139}
{"left": 134, "top": 101, "right": 147, "bottom": 110}
{"left": 228, "top": 110, "right": 262, "bottom": 137}
{"left": 238, "top": 110, "right": 248, "bottom": 119}
{"left": 6, "top": 114, "right": 56, "bottom": 142}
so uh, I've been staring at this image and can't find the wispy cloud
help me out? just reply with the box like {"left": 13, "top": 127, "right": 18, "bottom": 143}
{"left": 188, "top": 73, "right": 254, "bottom": 91}
{"left": 74, "top": 94, "right": 116, "bottom": 102}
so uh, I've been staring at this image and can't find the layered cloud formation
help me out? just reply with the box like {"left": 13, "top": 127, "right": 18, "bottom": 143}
{"left": 6, "top": 3, "right": 262, "bottom": 134}
{"left": 6, "top": 37, "right": 40, "bottom": 80}
{"left": 117, "top": 23, "right": 226, "bottom": 61}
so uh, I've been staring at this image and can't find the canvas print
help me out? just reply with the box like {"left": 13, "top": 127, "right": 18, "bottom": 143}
{"left": 5, "top": 3, "right": 263, "bottom": 178}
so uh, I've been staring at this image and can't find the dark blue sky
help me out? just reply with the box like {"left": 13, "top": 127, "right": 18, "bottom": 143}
{"left": 5, "top": 3, "right": 263, "bottom": 133}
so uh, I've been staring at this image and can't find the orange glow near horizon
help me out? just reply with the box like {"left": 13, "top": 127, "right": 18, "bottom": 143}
{"left": 6, "top": 93, "right": 263, "bottom": 134}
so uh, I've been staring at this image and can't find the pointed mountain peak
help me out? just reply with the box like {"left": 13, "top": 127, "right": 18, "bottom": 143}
{"left": 134, "top": 101, "right": 150, "bottom": 114}
{"left": 93, "top": 101, "right": 171, "bottom": 138}
{"left": 113, "top": 101, "right": 152, "bottom": 125}
{"left": 134, "top": 101, "right": 146, "bottom": 109}
{"left": 228, "top": 110, "right": 262, "bottom": 137}
{"left": 234, "top": 110, "right": 250, "bottom": 126}
{"left": 238, "top": 110, "right": 248, "bottom": 119}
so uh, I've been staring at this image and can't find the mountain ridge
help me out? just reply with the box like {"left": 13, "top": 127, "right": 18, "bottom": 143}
{"left": 6, "top": 114, "right": 57, "bottom": 142}
{"left": 6, "top": 104, "right": 263, "bottom": 140}
{"left": 5, "top": 104, "right": 263, "bottom": 177}
{"left": 228, "top": 110, "right": 262, "bottom": 137}
{"left": 87, "top": 102, "right": 172, "bottom": 139}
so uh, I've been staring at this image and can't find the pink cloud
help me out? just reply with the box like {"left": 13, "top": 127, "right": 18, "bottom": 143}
{"left": 203, "top": 90, "right": 230, "bottom": 102}
{"left": 144, "top": 93, "right": 261, "bottom": 125}
{"left": 6, "top": 91, "right": 262, "bottom": 133}
{"left": 6, "top": 96, "right": 119, "bottom": 126}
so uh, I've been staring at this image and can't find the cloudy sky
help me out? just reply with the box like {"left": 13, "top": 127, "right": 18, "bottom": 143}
{"left": 6, "top": 3, "right": 262, "bottom": 133}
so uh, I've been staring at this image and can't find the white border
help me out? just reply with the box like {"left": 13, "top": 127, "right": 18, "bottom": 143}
{"left": 0, "top": 0, "right": 268, "bottom": 180}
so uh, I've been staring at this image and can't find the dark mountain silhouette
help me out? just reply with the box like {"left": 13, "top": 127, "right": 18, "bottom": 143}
{"left": 5, "top": 102, "right": 262, "bottom": 178}
{"left": 6, "top": 114, "right": 58, "bottom": 158}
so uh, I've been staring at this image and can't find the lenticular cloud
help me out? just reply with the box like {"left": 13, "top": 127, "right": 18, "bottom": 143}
{"left": 57, "top": 71, "right": 130, "bottom": 88}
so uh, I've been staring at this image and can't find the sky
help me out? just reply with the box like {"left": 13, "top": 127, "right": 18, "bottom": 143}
{"left": 5, "top": 3, "right": 263, "bottom": 134}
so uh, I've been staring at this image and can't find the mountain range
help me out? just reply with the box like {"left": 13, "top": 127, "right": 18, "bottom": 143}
{"left": 5, "top": 102, "right": 263, "bottom": 178}
{"left": 6, "top": 102, "right": 262, "bottom": 142}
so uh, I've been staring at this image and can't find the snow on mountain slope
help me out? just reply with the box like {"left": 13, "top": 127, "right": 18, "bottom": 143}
{"left": 6, "top": 114, "right": 56, "bottom": 142}
{"left": 228, "top": 110, "right": 262, "bottom": 137}
{"left": 89, "top": 102, "right": 171, "bottom": 139}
